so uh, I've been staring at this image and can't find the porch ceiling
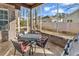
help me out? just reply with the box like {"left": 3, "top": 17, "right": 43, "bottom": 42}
{"left": 7, "top": 3, "right": 43, "bottom": 9}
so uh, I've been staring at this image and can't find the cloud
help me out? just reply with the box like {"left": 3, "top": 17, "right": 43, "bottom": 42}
{"left": 66, "top": 7, "right": 79, "bottom": 14}
{"left": 51, "top": 8, "right": 64, "bottom": 13}
{"left": 51, "top": 6, "right": 79, "bottom": 14}
{"left": 58, "top": 8, "right": 64, "bottom": 13}
{"left": 44, "top": 7, "right": 51, "bottom": 11}
{"left": 63, "top": 3, "right": 74, "bottom": 5}
{"left": 51, "top": 9, "right": 57, "bottom": 15}
{"left": 51, "top": 9, "right": 57, "bottom": 13}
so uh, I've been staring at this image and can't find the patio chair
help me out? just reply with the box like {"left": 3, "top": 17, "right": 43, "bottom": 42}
{"left": 31, "top": 30, "right": 41, "bottom": 34}
{"left": 74, "top": 33, "right": 79, "bottom": 42}
{"left": 11, "top": 40, "right": 30, "bottom": 56}
{"left": 63, "top": 40, "right": 73, "bottom": 55}
{"left": 35, "top": 36, "right": 48, "bottom": 56}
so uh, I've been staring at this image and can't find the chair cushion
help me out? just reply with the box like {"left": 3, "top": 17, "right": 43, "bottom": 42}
{"left": 19, "top": 41, "right": 30, "bottom": 53}
{"left": 36, "top": 36, "right": 48, "bottom": 48}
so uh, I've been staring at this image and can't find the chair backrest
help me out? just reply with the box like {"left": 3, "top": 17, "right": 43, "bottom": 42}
{"left": 42, "top": 37, "right": 48, "bottom": 47}
{"left": 62, "top": 39, "right": 73, "bottom": 56}
{"left": 11, "top": 40, "right": 23, "bottom": 53}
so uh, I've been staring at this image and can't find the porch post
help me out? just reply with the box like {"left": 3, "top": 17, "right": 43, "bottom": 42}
{"left": 17, "top": 10, "right": 21, "bottom": 33}
{"left": 35, "top": 7, "right": 38, "bottom": 30}
{"left": 15, "top": 9, "right": 20, "bottom": 33}
{"left": 40, "top": 6, "right": 42, "bottom": 31}
{"left": 27, "top": 8, "right": 32, "bottom": 33}
{"left": 30, "top": 8, "right": 32, "bottom": 32}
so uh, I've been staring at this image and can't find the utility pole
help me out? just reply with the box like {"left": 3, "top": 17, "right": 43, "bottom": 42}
{"left": 56, "top": 3, "right": 59, "bottom": 33}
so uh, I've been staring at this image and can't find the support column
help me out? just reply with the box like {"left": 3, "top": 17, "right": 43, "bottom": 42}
{"left": 35, "top": 8, "right": 38, "bottom": 30}
{"left": 27, "top": 9, "right": 32, "bottom": 33}
{"left": 31, "top": 9, "right": 33, "bottom": 31}
{"left": 15, "top": 9, "right": 21, "bottom": 33}
{"left": 32, "top": 9, "right": 35, "bottom": 31}
{"left": 17, "top": 10, "right": 21, "bottom": 33}
{"left": 40, "top": 6, "right": 42, "bottom": 31}
{"left": 33, "top": 8, "right": 37, "bottom": 31}
{"left": 30, "top": 9, "right": 32, "bottom": 32}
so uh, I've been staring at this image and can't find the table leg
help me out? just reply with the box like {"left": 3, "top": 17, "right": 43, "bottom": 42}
{"left": 31, "top": 44, "right": 34, "bottom": 55}
{"left": 29, "top": 44, "right": 33, "bottom": 55}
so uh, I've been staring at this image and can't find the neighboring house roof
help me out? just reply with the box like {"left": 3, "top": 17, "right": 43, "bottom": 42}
{"left": 68, "top": 9, "right": 79, "bottom": 16}
{"left": 42, "top": 16, "right": 53, "bottom": 22}
{"left": 42, "top": 16, "right": 50, "bottom": 19}
{"left": 65, "top": 9, "right": 79, "bottom": 19}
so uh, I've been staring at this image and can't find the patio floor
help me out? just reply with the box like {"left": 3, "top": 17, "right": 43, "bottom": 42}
{"left": 0, "top": 40, "right": 63, "bottom": 56}
{"left": 0, "top": 41, "right": 11, "bottom": 56}
{"left": 8, "top": 41, "right": 63, "bottom": 56}
{"left": 0, "top": 31, "right": 67, "bottom": 56}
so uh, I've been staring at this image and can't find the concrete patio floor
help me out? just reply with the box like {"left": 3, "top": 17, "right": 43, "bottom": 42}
{"left": 0, "top": 41, "right": 11, "bottom": 56}
{"left": 0, "top": 32, "right": 66, "bottom": 56}
{"left": 0, "top": 40, "right": 64, "bottom": 56}
{"left": 6, "top": 40, "right": 63, "bottom": 56}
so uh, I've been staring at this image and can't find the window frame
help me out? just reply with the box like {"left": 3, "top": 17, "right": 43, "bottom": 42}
{"left": 0, "top": 8, "right": 9, "bottom": 31}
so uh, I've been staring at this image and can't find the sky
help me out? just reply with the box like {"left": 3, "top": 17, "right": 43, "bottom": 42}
{"left": 21, "top": 3, "right": 79, "bottom": 18}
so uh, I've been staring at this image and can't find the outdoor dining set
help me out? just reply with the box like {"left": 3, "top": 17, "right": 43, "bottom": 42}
{"left": 11, "top": 31, "right": 48, "bottom": 56}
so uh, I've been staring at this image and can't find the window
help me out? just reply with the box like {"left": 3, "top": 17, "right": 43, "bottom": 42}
{"left": 67, "top": 20, "right": 72, "bottom": 23}
{"left": 0, "top": 9, "right": 9, "bottom": 31}
{"left": 70, "top": 20, "right": 72, "bottom": 22}
{"left": 67, "top": 20, "right": 70, "bottom": 22}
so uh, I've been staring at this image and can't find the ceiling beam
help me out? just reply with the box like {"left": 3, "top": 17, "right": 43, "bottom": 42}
{"left": 31, "top": 3, "right": 43, "bottom": 8}
{"left": 7, "top": 3, "right": 20, "bottom": 9}
{"left": 21, "top": 3, "right": 32, "bottom": 8}
{"left": 6, "top": 3, "right": 43, "bottom": 9}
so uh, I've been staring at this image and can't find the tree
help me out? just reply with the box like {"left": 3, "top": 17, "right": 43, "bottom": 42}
{"left": 20, "top": 18, "right": 27, "bottom": 27}
{"left": 55, "top": 13, "right": 65, "bottom": 21}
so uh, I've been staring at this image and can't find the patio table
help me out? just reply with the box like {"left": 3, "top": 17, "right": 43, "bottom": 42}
{"left": 19, "top": 33, "right": 42, "bottom": 55}
{"left": 19, "top": 33, "right": 41, "bottom": 41}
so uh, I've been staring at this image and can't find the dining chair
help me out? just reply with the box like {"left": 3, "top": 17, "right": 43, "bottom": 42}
{"left": 31, "top": 30, "right": 40, "bottom": 34}
{"left": 35, "top": 36, "right": 48, "bottom": 56}
{"left": 11, "top": 40, "right": 30, "bottom": 56}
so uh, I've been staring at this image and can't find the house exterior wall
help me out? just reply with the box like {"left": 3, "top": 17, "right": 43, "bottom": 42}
{"left": 0, "top": 3, "right": 16, "bottom": 41}
{"left": 9, "top": 19, "right": 16, "bottom": 40}
{"left": 0, "top": 31, "right": 2, "bottom": 41}
{"left": 64, "top": 10, "right": 79, "bottom": 23}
